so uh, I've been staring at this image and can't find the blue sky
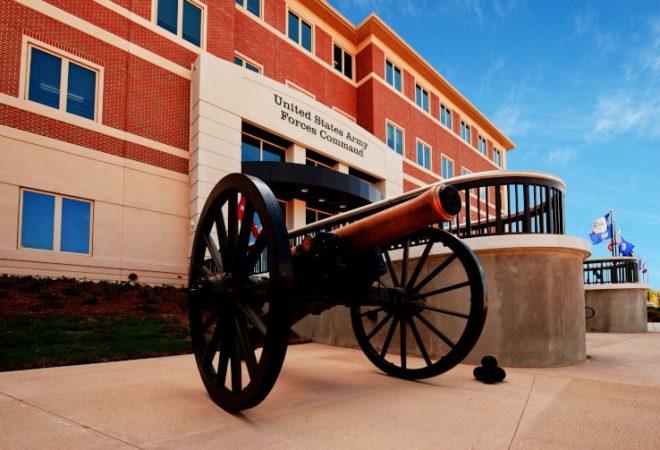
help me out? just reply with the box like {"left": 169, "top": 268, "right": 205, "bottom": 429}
{"left": 330, "top": 0, "right": 660, "bottom": 288}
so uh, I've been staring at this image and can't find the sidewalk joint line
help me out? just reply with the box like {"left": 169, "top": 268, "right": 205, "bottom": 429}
{"left": 508, "top": 374, "right": 536, "bottom": 449}
{"left": 0, "top": 391, "right": 144, "bottom": 449}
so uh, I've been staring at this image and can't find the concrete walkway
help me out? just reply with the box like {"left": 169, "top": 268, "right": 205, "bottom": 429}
{"left": 2, "top": 333, "right": 660, "bottom": 449}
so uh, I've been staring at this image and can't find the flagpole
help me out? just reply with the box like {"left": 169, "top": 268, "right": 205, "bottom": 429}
{"left": 609, "top": 210, "right": 616, "bottom": 257}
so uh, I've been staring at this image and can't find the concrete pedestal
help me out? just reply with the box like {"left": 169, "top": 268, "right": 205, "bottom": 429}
{"left": 293, "top": 234, "right": 591, "bottom": 368}
{"left": 462, "top": 235, "right": 590, "bottom": 367}
{"left": 585, "top": 284, "right": 650, "bottom": 333}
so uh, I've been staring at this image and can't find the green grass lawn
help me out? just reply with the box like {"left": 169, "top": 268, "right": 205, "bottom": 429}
{"left": 0, "top": 315, "right": 191, "bottom": 371}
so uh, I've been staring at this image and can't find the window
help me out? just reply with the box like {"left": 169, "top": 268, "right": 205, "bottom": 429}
{"left": 236, "top": 0, "right": 260, "bottom": 17}
{"left": 157, "top": 0, "right": 203, "bottom": 46}
{"left": 20, "top": 190, "right": 92, "bottom": 255}
{"left": 306, "top": 207, "right": 331, "bottom": 225}
{"left": 385, "top": 59, "right": 402, "bottom": 92}
{"left": 27, "top": 46, "right": 98, "bottom": 120}
{"left": 288, "top": 10, "right": 312, "bottom": 52}
{"left": 333, "top": 43, "right": 353, "bottom": 79}
{"left": 441, "top": 155, "right": 454, "bottom": 179}
{"left": 415, "top": 84, "right": 429, "bottom": 112}
{"left": 493, "top": 148, "right": 502, "bottom": 167}
{"left": 234, "top": 55, "right": 261, "bottom": 73}
{"left": 462, "top": 167, "right": 472, "bottom": 176}
{"left": 416, "top": 141, "right": 431, "bottom": 170}
{"left": 386, "top": 122, "right": 404, "bottom": 155}
{"left": 241, "top": 132, "right": 286, "bottom": 162}
{"left": 460, "top": 121, "right": 471, "bottom": 144}
{"left": 441, "top": 104, "right": 452, "bottom": 129}
{"left": 478, "top": 136, "right": 487, "bottom": 156}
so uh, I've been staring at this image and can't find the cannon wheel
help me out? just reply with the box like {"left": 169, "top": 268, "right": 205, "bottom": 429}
{"left": 189, "top": 174, "right": 293, "bottom": 412}
{"left": 351, "top": 227, "right": 486, "bottom": 379}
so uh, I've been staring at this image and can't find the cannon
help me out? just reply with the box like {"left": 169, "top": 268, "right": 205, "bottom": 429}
{"left": 188, "top": 173, "right": 487, "bottom": 412}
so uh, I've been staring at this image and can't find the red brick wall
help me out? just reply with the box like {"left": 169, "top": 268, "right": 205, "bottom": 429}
{"left": 315, "top": 26, "right": 332, "bottom": 65}
{"left": 1, "top": 1, "right": 190, "bottom": 158}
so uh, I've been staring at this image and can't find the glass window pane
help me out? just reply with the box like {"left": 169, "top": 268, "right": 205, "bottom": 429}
{"left": 344, "top": 51, "right": 352, "bottom": 78}
{"left": 386, "top": 124, "right": 394, "bottom": 149}
{"left": 157, "top": 0, "right": 178, "bottom": 34}
{"left": 234, "top": 56, "right": 243, "bottom": 66}
{"left": 246, "top": 63, "right": 260, "bottom": 73}
{"left": 66, "top": 63, "right": 96, "bottom": 120}
{"left": 241, "top": 134, "right": 261, "bottom": 161}
{"left": 306, "top": 209, "right": 316, "bottom": 225}
{"left": 61, "top": 198, "right": 91, "bottom": 254}
{"left": 236, "top": 0, "right": 243, "bottom": 5}
{"left": 394, "top": 67, "right": 401, "bottom": 91}
{"left": 423, "top": 91, "right": 428, "bottom": 111}
{"left": 301, "top": 21, "right": 312, "bottom": 52}
{"left": 288, "top": 12, "right": 299, "bottom": 43}
{"left": 183, "top": 1, "right": 202, "bottom": 46}
{"left": 262, "top": 142, "right": 284, "bottom": 162}
{"left": 247, "top": 0, "right": 260, "bottom": 16}
{"left": 21, "top": 191, "right": 55, "bottom": 251}
{"left": 386, "top": 61, "right": 393, "bottom": 86}
{"left": 333, "top": 44, "right": 342, "bottom": 71}
{"left": 29, "top": 47, "right": 61, "bottom": 109}
{"left": 395, "top": 128, "right": 403, "bottom": 155}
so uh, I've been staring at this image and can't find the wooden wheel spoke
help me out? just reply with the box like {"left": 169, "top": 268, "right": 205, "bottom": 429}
{"left": 379, "top": 316, "right": 399, "bottom": 358}
{"left": 213, "top": 204, "right": 229, "bottom": 270}
{"left": 411, "top": 280, "right": 471, "bottom": 300}
{"left": 234, "top": 314, "right": 258, "bottom": 379}
{"left": 238, "top": 303, "right": 267, "bottom": 336}
{"left": 243, "top": 233, "right": 266, "bottom": 275}
{"left": 406, "top": 239, "right": 434, "bottom": 291}
{"left": 226, "top": 192, "right": 238, "bottom": 271}
{"left": 216, "top": 343, "right": 230, "bottom": 388}
{"left": 414, "top": 312, "right": 456, "bottom": 349}
{"left": 203, "top": 233, "right": 224, "bottom": 273}
{"left": 230, "top": 326, "right": 243, "bottom": 393}
{"left": 202, "top": 311, "right": 219, "bottom": 332}
{"left": 418, "top": 304, "right": 470, "bottom": 319}
{"left": 366, "top": 312, "right": 393, "bottom": 340}
{"left": 203, "top": 317, "right": 223, "bottom": 369}
{"left": 400, "top": 314, "right": 407, "bottom": 369}
{"left": 407, "top": 316, "right": 433, "bottom": 367}
{"left": 197, "top": 264, "right": 213, "bottom": 277}
{"left": 400, "top": 238, "right": 410, "bottom": 287}
{"left": 383, "top": 250, "right": 400, "bottom": 287}
{"left": 413, "top": 253, "right": 457, "bottom": 294}
{"left": 236, "top": 200, "right": 256, "bottom": 259}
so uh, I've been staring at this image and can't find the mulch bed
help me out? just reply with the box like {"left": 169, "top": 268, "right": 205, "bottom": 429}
{"left": 0, "top": 275, "right": 188, "bottom": 319}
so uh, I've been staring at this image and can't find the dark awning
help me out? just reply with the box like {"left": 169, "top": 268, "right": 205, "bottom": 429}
{"left": 242, "top": 161, "right": 381, "bottom": 213}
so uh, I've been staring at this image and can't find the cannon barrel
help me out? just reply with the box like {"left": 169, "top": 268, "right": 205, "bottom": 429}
{"left": 333, "top": 184, "right": 461, "bottom": 253}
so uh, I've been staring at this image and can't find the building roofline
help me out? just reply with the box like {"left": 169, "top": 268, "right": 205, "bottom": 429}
{"left": 300, "top": 2, "right": 516, "bottom": 151}
{"left": 356, "top": 14, "right": 515, "bottom": 151}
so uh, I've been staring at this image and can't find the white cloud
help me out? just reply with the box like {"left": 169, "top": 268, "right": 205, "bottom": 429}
{"left": 547, "top": 148, "right": 576, "bottom": 165}
{"left": 592, "top": 91, "right": 660, "bottom": 140}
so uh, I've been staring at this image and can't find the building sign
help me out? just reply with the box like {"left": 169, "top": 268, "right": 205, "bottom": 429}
{"left": 274, "top": 94, "right": 367, "bottom": 157}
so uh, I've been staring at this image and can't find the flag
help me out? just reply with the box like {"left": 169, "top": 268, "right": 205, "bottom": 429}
{"left": 619, "top": 237, "right": 635, "bottom": 256}
{"left": 237, "top": 196, "right": 261, "bottom": 240}
{"left": 589, "top": 213, "right": 611, "bottom": 245}
{"left": 642, "top": 261, "right": 649, "bottom": 273}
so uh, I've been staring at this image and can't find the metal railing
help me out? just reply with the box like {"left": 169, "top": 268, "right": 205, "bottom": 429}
{"left": 443, "top": 171, "right": 565, "bottom": 238}
{"left": 584, "top": 258, "right": 640, "bottom": 285}
{"left": 288, "top": 171, "right": 566, "bottom": 247}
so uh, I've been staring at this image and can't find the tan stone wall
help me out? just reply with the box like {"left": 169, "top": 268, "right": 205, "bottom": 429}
{"left": 585, "top": 285, "right": 649, "bottom": 333}
{"left": 0, "top": 132, "right": 189, "bottom": 285}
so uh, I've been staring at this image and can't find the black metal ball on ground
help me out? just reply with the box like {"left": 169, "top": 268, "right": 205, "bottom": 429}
{"left": 474, "top": 355, "right": 506, "bottom": 384}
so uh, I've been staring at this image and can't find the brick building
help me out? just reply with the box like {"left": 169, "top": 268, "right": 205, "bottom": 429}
{"left": 0, "top": 0, "right": 514, "bottom": 284}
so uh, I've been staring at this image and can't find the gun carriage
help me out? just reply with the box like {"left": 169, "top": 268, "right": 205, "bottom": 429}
{"left": 189, "top": 173, "right": 487, "bottom": 412}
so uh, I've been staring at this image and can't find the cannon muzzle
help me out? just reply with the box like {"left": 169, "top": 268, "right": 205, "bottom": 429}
{"left": 333, "top": 184, "right": 461, "bottom": 253}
